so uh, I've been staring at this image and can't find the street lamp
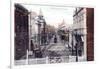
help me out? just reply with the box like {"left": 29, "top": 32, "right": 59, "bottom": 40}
{"left": 72, "top": 29, "right": 78, "bottom": 62}
{"left": 74, "top": 30, "right": 78, "bottom": 62}
{"left": 72, "top": 31, "right": 74, "bottom": 56}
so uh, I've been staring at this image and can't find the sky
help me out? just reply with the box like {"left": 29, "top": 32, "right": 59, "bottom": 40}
{"left": 21, "top": 4, "right": 75, "bottom": 28}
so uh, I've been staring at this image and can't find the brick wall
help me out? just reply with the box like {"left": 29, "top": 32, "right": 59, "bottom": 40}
{"left": 86, "top": 8, "right": 94, "bottom": 61}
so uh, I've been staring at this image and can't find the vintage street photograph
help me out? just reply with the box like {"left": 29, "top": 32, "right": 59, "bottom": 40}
{"left": 14, "top": 3, "right": 94, "bottom": 65}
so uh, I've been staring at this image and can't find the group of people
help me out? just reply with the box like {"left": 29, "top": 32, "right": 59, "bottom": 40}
{"left": 59, "top": 33, "right": 69, "bottom": 45}
{"left": 52, "top": 32, "right": 69, "bottom": 44}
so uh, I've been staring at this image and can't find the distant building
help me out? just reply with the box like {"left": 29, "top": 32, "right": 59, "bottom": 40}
{"left": 58, "top": 19, "right": 66, "bottom": 30}
{"left": 30, "top": 11, "right": 38, "bottom": 39}
{"left": 28, "top": 9, "right": 47, "bottom": 58}
{"left": 37, "top": 9, "right": 47, "bottom": 46}
{"left": 14, "top": 4, "right": 29, "bottom": 60}
{"left": 30, "top": 12, "right": 38, "bottom": 44}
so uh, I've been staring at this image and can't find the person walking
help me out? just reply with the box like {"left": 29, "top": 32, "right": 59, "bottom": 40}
{"left": 54, "top": 35, "right": 57, "bottom": 43}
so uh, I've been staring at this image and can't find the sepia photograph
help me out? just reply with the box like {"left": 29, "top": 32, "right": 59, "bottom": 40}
{"left": 14, "top": 3, "right": 94, "bottom": 65}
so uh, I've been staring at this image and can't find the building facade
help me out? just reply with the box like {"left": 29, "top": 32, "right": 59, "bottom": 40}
{"left": 73, "top": 8, "right": 87, "bottom": 61}
{"left": 29, "top": 11, "right": 38, "bottom": 53}
{"left": 14, "top": 4, "right": 29, "bottom": 60}
{"left": 73, "top": 8, "right": 94, "bottom": 61}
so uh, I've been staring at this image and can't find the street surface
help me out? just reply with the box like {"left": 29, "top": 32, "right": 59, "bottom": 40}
{"left": 15, "top": 35, "right": 85, "bottom": 65}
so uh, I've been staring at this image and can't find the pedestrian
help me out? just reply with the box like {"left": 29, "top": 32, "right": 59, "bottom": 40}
{"left": 54, "top": 35, "right": 57, "bottom": 43}
{"left": 61, "top": 34, "right": 65, "bottom": 44}
{"left": 31, "top": 40, "right": 34, "bottom": 53}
